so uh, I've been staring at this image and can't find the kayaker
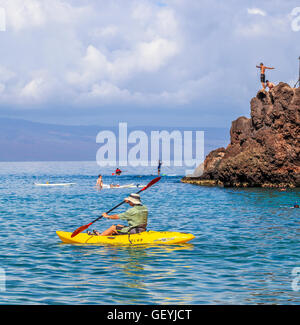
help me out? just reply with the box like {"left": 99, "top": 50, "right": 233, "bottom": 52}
{"left": 96, "top": 175, "right": 103, "bottom": 189}
{"left": 88, "top": 193, "right": 148, "bottom": 236}
{"left": 115, "top": 168, "right": 122, "bottom": 175}
{"left": 292, "top": 203, "right": 299, "bottom": 208}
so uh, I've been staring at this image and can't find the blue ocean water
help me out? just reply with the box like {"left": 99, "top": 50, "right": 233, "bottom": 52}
{"left": 0, "top": 161, "right": 299, "bottom": 305}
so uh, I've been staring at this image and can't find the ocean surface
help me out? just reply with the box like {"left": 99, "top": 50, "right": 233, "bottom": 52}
{"left": 0, "top": 161, "right": 299, "bottom": 305}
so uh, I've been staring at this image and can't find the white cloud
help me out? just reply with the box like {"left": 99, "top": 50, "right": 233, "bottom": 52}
{"left": 236, "top": 15, "right": 289, "bottom": 37}
{"left": 4, "top": 0, "right": 45, "bottom": 31}
{"left": 66, "top": 45, "right": 112, "bottom": 88}
{"left": 247, "top": 8, "right": 266, "bottom": 16}
{"left": 90, "top": 25, "right": 118, "bottom": 38}
{"left": 132, "top": 2, "right": 154, "bottom": 23}
{"left": 82, "top": 81, "right": 133, "bottom": 103}
{"left": 0, "top": 0, "right": 299, "bottom": 125}
{"left": 19, "top": 70, "right": 57, "bottom": 103}
{"left": 0, "top": 0, "right": 182, "bottom": 109}
{"left": 0, "top": 66, "right": 15, "bottom": 82}
{"left": 0, "top": 83, "right": 5, "bottom": 94}
{"left": 1, "top": 0, "right": 90, "bottom": 31}
{"left": 109, "top": 37, "right": 179, "bottom": 80}
{"left": 67, "top": 37, "right": 179, "bottom": 89}
{"left": 21, "top": 78, "right": 45, "bottom": 99}
{"left": 135, "top": 38, "right": 179, "bottom": 71}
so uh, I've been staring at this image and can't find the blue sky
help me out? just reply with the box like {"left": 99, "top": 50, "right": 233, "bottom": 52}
{"left": 0, "top": 0, "right": 299, "bottom": 127}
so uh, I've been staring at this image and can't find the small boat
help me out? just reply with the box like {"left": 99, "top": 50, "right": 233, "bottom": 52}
{"left": 56, "top": 230, "right": 195, "bottom": 245}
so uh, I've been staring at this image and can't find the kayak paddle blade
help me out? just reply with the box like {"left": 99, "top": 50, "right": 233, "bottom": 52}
{"left": 140, "top": 177, "right": 161, "bottom": 192}
{"left": 71, "top": 223, "right": 92, "bottom": 238}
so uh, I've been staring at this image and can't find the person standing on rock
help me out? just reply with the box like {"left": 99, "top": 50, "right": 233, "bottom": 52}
{"left": 256, "top": 63, "right": 275, "bottom": 90}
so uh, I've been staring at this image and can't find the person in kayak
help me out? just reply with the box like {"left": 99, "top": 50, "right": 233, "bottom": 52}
{"left": 256, "top": 63, "right": 275, "bottom": 90}
{"left": 88, "top": 193, "right": 148, "bottom": 236}
{"left": 96, "top": 175, "right": 103, "bottom": 189}
{"left": 115, "top": 168, "right": 122, "bottom": 175}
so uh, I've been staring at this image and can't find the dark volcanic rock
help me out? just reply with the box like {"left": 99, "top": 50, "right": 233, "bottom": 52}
{"left": 182, "top": 82, "right": 300, "bottom": 187}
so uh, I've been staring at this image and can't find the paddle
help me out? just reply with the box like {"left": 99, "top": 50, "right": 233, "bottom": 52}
{"left": 71, "top": 177, "right": 161, "bottom": 238}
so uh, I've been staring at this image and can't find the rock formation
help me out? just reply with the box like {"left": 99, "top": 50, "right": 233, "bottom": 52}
{"left": 182, "top": 82, "right": 300, "bottom": 188}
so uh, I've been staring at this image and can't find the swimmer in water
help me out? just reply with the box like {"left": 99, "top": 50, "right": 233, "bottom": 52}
{"left": 110, "top": 184, "right": 120, "bottom": 188}
{"left": 96, "top": 175, "right": 103, "bottom": 189}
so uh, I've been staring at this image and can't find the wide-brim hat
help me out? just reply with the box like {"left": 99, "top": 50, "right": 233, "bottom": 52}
{"left": 125, "top": 193, "right": 142, "bottom": 205}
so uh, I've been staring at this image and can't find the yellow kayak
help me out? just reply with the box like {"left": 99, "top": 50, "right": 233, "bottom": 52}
{"left": 56, "top": 230, "right": 195, "bottom": 245}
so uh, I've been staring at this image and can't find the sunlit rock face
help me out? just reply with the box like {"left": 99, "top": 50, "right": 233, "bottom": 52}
{"left": 182, "top": 83, "right": 300, "bottom": 188}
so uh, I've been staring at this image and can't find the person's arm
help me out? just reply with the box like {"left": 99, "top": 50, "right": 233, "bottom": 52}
{"left": 102, "top": 212, "right": 120, "bottom": 219}
{"left": 265, "top": 67, "right": 275, "bottom": 69}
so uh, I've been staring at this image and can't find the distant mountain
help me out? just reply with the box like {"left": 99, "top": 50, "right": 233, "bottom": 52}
{"left": 0, "top": 118, "right": 229, "bottom": 162}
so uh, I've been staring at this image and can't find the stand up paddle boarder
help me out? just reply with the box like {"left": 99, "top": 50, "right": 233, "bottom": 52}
{"left": 87, "top": 194, "right": 148, "bottom": 236}
{"left": 158, "top": 160, "right": 162, "bottom": 176}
